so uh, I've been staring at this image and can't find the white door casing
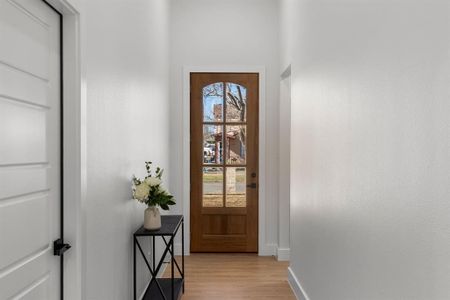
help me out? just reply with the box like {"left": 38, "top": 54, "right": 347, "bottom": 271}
{"left": 181, "top": 66, "right": 268, "bottom": 255}
{"left": 0, "top": 0, "right": 61, "bottom": 299}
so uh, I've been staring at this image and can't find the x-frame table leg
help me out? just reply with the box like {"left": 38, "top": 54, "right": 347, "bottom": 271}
{"left": 135, "top": 237, "right": 167, "bottom": 299}
{"left": 162, "top": 236, "right": 183, "bottom": 277}
{"left": 134, "top": 235, "right": 176, "bottom": 300}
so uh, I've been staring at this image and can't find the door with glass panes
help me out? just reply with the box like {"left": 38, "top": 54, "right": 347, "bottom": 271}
{"left": 190, "top": 73, "right": 258, "bottom": 252}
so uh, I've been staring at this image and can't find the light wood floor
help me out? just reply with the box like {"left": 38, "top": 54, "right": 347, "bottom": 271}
{"left": 163, "top": 253, "right": 296, "bottom": 300}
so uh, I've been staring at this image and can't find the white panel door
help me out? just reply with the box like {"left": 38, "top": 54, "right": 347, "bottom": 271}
{"left": 0, "top": 0, "right": 61, "bottom": 299}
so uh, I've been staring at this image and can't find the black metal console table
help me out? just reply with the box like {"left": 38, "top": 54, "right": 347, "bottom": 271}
{"left": 133, "top": 215, "right": 184, "bottom": 300}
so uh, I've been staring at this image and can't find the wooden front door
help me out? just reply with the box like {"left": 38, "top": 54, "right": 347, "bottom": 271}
{"left": 190, "top": 73, "right": 259, "bottom": 252}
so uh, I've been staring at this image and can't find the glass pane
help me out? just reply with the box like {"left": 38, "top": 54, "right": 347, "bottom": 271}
{"left": 203, "top": 125, "right": 223, "bottom": 164}
{"left": 226, "top": 82, "right": 247, "bottom": 122}
{"left": 203, "top": 82, "right": 223, "bottom": 122}
{"left": 226, "top": 167, "right": 246, "bottom": 207}
{"left": 203, "top": 167, "right": 223, "bottom": 207}
{"left": 225, "top": 125, "right": 246, "bottom": 164}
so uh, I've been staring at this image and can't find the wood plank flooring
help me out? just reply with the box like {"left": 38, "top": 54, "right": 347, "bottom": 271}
{"left": 163, "top": 253, "right": 296, "bottom": 300}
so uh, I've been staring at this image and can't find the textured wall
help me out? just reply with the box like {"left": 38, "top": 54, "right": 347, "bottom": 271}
{"left": 283, "top": 0, "right": 450, "bottom": 298}
{"left": 84, "top": 0, "right": 171, "bottom": 299}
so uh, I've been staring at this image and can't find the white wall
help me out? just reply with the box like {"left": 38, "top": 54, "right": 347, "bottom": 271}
{"left": 278, "top": 71, "right": 291, "bottom": 260}
{"left": 279, "top": 0, "right": 295, "bottom": 72}
{"left": 282, "top": 0, "right": 450, "bottom": 299}
{"left": 83, "top": 0, "right": 171, "bottom": 299}
{"left": 169, "top": 0, "right": 281, "bottom": 254}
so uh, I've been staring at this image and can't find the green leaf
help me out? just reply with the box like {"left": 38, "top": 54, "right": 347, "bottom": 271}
{"left": 166, "top": 200, "right": 176, "bottom": 206}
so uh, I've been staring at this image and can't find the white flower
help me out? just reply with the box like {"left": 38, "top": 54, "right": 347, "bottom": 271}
{"left": 144, "top": 177, "right": 161, "bottom": 187}
{"left": 134, "top": 183, "right": 150, "bottom": 201}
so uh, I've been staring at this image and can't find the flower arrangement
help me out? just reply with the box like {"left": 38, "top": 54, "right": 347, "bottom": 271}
{"left": 132, "top": 162, "right": 175, "bottom": 210}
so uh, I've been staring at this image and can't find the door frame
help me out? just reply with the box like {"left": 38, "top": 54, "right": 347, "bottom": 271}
{"left": 40, "top": 1, "right": 85, "bottom": 300}
{"left": 182, "top": 66, "right": 269, "bottom": 256}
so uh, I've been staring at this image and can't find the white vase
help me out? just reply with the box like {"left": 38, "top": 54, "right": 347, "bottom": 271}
{"left": 144, "top": 206, "right": 161, "bottom": 230}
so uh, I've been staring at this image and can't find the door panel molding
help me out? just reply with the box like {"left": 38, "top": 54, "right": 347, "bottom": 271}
{"left": 181, "top": 66, "right": 271, "bottom": 256}
{"left": 0, "top": 0, "right": 61, "bottom": 298}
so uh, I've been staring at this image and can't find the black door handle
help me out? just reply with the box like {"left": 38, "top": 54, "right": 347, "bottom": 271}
{"left": 246, "top": 183, "right": 257, "bottom": 189}
{"left": 53, "top": 238, "right": 71, "bottom": 256}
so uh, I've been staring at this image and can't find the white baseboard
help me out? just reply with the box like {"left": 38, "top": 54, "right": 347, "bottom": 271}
{"left": 276, "top": 247, "right": 290, "bottom": 261}
{"left": 158, "top": 262, "right": 169, "bottom": 277}
{"left": 174, "top": 243, "right": 184, "bottom": 256}
{"left": 138, "top": 281, "right": 149, "bottom": 300}
{"left": 259, "top": 243, "right": 277, "bottom": 256}
{"left": 288, "top": 267, "right": 310, "bottom": 300}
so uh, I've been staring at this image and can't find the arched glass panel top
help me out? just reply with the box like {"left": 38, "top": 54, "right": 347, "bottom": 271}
{"left": 202, "top": 82, "right": 247, "bottom": 123}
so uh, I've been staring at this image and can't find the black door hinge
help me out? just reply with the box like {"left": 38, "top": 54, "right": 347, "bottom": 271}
{"left": 53, "top": 238, "right": 71, "bottom": 256}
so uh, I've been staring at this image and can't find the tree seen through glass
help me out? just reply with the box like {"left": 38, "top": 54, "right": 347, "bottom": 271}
{"left": 202, "top": 82, "right": 247, "bottom": 208}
